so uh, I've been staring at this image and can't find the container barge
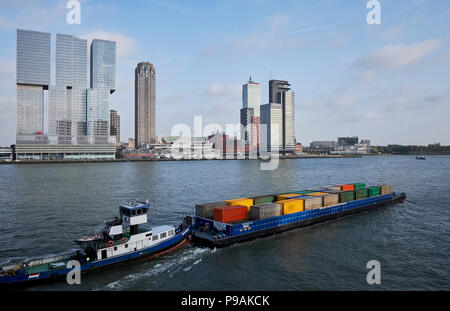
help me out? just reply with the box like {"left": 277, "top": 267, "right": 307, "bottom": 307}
{"left": 190, "top": 184, "right": 406, "bottom": 247}
{"left": 0, "top": 201, "right": 191, "bottom": 286}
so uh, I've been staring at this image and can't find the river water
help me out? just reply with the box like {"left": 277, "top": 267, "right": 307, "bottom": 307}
{"left": 0, "top": 156, "right": 449, "bottom": 290}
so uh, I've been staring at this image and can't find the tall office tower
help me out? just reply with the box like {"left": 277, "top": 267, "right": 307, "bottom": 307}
{"left": 260, "top": 103, "right": 283, "bottom": 152}
{"left": 251, "top": 116, "right": 260, "bottom": 149}
{"left": 88, "top": 39, "right": 116, "bottom": 144}
{"left": 16, "top": 29, "right": 51, "bottom": 144}
{"left": 268, "top": 80, "right": 295, "bottom": 153}
{"left": 49, "top": 34, "right": 88, "bottom": 145}
{"left": 269, "top": 80, "right": 291, "bottom": 104}
{"left": 135, "top": 62, "right": 156, "bottom": 147}
{"left": 90, "top": 39, "right": 116, "bottom": 92}
{"left": 242, "top": 78, "right": 261, "bottom": 117}
{"left": 281, "top": 90, "right": 295, "bottom": 151}
{"left": 240, "top": 107, "right": 254, "bottom": 145}
{"left": 110, "top": 109, "right": 120, "bottom": 146}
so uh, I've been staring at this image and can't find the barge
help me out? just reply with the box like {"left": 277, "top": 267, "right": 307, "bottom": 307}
{"left": 0, "top": 200, "right": 191, "bottom": 286}
{"left": 190, "top": 184, "right": 406, "bottom": 247}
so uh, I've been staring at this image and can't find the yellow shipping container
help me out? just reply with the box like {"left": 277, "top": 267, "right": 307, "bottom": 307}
{"left": 276, "top": 193, "right": 301, "bottom": 201}
{"left": 225, "top": 198, "right": 254, "bottom": 212}
{"left": 276, "top": 199, "right": 304, "bottom": 215}
{"left": 307, "top": 192, "right": 328, "bottom": 196}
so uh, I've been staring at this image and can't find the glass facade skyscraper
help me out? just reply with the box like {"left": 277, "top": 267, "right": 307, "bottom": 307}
{"left": 16, "top": 29, "right": 51, "bottom": 144}
{"left": 90, "top": 39, "right": 116, "bottom": 92}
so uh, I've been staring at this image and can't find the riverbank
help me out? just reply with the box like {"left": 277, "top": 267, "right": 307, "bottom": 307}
{"left": 0, "top": 154, "right": 363, "bottom": 164}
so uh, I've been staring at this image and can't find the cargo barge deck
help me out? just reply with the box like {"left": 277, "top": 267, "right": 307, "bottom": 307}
{"left": 191, "top": 192, "right": 406, "bottom": 247}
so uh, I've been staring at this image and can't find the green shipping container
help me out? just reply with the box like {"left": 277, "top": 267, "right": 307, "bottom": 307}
{"left": 253, "top": 195, "right": 276, "bottom": 205}
{"left": 355, "top": 188, "right": 369, "bottom": 199}
{"left": 339, "top": 191, "right": 355, "bottom": 203}
{"left": 354, "top": 183, "right": 366, "bottom": 189}
{"left": 368, "top": 186, "right": 381, "bottom": 197}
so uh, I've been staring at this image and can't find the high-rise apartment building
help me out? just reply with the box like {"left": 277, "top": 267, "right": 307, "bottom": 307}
{"left": 241, "top": 78, "right": 261, "bottom": 151}
{"left": 110, "top": 110, "right": 120, "bottom": 146}
{"left": 135, "top": 62, "right": 156, "bottom": 148}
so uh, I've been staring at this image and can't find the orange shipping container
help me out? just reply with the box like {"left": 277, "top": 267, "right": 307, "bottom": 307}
{"left": 337, "top": 184, "right": 355, "bottom": 191}
{"left": 276, "top": 199, "right": 304, "bottom": 215}
{"left": 307, "top": 192, "right": 328, "bottom": 196}
{"left": 214, "top": 205, "right": 248, "bottom": 223}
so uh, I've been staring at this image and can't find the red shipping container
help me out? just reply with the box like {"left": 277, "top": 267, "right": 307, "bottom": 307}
{"left": 337, "top": 184, "right": 355, "bottom": 191}
{"left": 214, "top": 205, "right": 248, "bottom": 223}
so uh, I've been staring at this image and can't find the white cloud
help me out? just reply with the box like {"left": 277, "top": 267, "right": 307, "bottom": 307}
{"left": 205, "top": 84, "right": 240, "bottom": 98}
{"left": 81, "top": 31, "right": 137, "bottom": 58}
{"left": 355, "top": 39, "right": 442, "bottom": 70}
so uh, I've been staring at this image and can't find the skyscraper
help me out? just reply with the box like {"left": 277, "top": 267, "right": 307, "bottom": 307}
{"left": 241, "top": 78, "right": 261, "bottom": 151}
{"left": 110, "top": 109, "right": 120, "bottom": 146}
{"left": 15, "top": 29, "right": 117, "bottom": 160}
{"left": 16, "top": 29, "right": 51, "bottom": 144}
{"left": 260, "top": 103, "right": 282, "bottom": 152}
{"left": 135, "top": 62, "right": 156, "bottom": 147}
{"left": 268, "top": 80, "right": 295, "bottom": 153}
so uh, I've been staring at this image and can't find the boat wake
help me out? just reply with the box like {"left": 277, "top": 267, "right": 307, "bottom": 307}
{"left": 97, "top": 246, "right": 216, "bottom": 290}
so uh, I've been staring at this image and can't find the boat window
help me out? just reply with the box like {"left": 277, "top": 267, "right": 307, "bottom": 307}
{"left": 131, "top": 210, "right": 136, "bottom": 216}
{"left": 125, "top": 244, "right": 128, "bottom": 248}
{"left": 152, "top": 235, "right": 158, "bottom": 241}
{"left": 168, "top": 230, "right": 174, "bottom": 236}
{"left": 160, "top": 232, "right": 167, "bottom": 239}
{"left": 145, "top": 233, "right": 152, "bottom": 237}
{"left": 114, "top": 247, "right": 117, "bottom": 251}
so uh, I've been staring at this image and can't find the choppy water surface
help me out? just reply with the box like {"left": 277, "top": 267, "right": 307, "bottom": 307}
{"left": 0, "top": 156, "right": 449, "bottom": 290}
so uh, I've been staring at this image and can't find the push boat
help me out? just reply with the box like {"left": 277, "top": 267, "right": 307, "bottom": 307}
{"left": 190, "top": 184, "right": 406, "bottom": 247}
{"left": 0, "top": 200, "right": 191, "bottom": 286}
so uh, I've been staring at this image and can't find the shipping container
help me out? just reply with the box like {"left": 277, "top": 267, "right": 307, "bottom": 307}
{"left": 307, "top": 192, "right": 328, "bottom": 196}
{"left": 379, "top": 185, "right": 392, "bottom": 195}
{"left": 277, "top": 193, "right": 302, "bottom": 201}
{"left": 328, "top": 186, "right": 341, "bottom": 191}
{"left": 225, "top": 198, "right": 254, "bottom": 212}
{"left": 354, "top": 183, "right": 366, "bottom": 189}
{"left": 253, "top": 195, "right": 276, "bottom": 205}
{"left": 249, "top": 203, "right": 282, "bottom": 220}
{"left": 323, "top": 193, "right": 339, "bottom": 206}
{"left": 290, "top": 195, "right": 323, "bottom": 211}
{"left": 368, "top": 186, "right": 381, "bottom": 197}
{"left": 214, "top": 205, "right": 248, "bottom": 223}
{"left": 339, "top": 190, "right": 355, "bottom": 203}
{"left": 337, "top": 184, "right": 355, "bottom": 191}
{"left": 293, "top": 190, "right": 316, "bottom": 195}
{"left": 195, "top": 201, "right": 225, "bottom": 219}
{"left": 276, "top": 199, "right": 304, "bottom": 215}
{"left": 355, "top": 188, "right": 369, "bottom": 199}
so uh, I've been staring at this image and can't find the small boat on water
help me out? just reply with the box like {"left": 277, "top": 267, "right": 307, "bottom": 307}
{"left": 0, "top": 200, "right": 191, "bottom": 287}
{"left": 416, "top": 156, "right": 426, "bottom": 160}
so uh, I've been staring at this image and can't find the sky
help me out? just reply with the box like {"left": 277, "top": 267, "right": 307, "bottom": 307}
{"left": 0, "top": 0, "right": 449, "bottom": 146}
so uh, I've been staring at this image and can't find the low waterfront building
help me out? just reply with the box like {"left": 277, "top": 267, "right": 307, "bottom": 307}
{"left": 0, "top": 147, "right": 13, "bottom": 162}
{"left": 13, "top": 144, "right": 116, "bottom": 161}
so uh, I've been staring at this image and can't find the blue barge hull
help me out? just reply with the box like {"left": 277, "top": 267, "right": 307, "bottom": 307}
{"left": 191, "top": 193, "right": 406, "bottom": 247}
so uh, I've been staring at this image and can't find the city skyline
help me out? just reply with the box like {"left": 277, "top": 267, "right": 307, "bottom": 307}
{"left": 0, "top": 1, "right": 449, "bottom": 146}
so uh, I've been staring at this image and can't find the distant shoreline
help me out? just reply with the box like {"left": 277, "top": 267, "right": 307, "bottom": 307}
{"left": 0, "top": 154, "right": 365, "bottom": 165}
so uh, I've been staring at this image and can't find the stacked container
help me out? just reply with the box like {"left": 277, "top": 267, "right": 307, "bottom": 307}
{"left": 276, "top": 199, "right": 304, "bottom": 215}
{"left": 323, "top": 193, "right": 340, "bottom": 207}
{"left": 337, "top": 184, "right": 355, "bottom": 191}
{"left": 253, "top": 195, "right": 276, "bottom": 205}
{"left": 368, "top": 186, "right": 381, "bottom": 197}
{"left": 277, "top": 193, "right": 301, "bottom": 201}
{"left": 292, "top": 195, "right": 323, "bottom": 211}
{"left": 354, "top": 183, "right": 366, "bottom": 189}
{"left": 355, "top": 188, "right": 369, "bottom": 200}
{"left": 195, "top": 201, "right": 225, "bottom": 219}
{"left": 328, "top": 186, "right": 341, "bottom": 191}
{"left": 307, "top": 192, "right": 328, "bottom": 196}
{"left": 338, "top": 190, "right": 355, "bottom": 203}
{"left": 249, "top": 203, "right": 282, "bottom": 220}
{"left": 225, "top": 198, "right": 254, "bottom": 212}
{"left": 214, "top": 205, "right": 248, "bottom": 223}
{"left": 379, "top": 185, "right": 392, "bottom": 195}
{"left": 293, "top": 190, "right": 316, "bottom": 195}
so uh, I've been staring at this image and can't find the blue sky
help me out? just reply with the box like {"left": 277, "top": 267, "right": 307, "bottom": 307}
{"left": 0, "top": 0, "right": 449, "bottom": 146}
